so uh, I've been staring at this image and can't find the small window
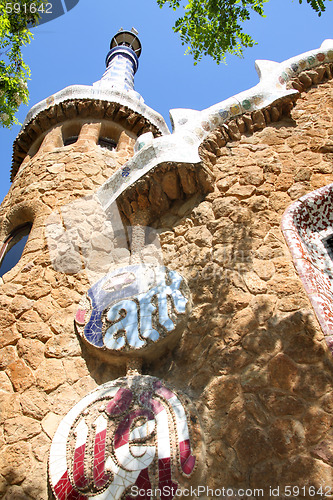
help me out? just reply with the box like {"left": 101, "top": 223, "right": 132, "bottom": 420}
{"left": 98, "top": 137, "right": 116, "bottom": 151}
{"left": 28, "top": 135, "right": 44, "bottom": 159}
{"left": 64, "top": 136, "right": 78, "bottom": 146}
{"left": 0, "top": 223, "right": 32, "bottom": 277}
{"left": 324, "top": 234, "right": 333, "bottom": 260}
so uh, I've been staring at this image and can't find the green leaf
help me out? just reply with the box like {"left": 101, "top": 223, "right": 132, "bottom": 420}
{"left": 0, "top": 0, "right": 47, "bottom": 128}
{"left": 158, "top": 0, "right": 331, "bottom": 64}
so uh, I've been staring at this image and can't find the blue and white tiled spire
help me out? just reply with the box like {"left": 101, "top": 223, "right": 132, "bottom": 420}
{"left": 94, "top": 28, "right": 142, "bottom": 96}
{"left": 18, "top": 27, "right": 170, "bottom": 151}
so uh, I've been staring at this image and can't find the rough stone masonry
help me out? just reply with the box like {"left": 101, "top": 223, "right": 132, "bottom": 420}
{"left": 0, "top": 41, "right": 333, "bottom": 499}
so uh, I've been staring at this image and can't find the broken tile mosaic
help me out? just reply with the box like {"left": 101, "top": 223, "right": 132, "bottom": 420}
{"left": 282, "top": 182, "right": 333, "bottom": 351}
{"left": 49, "top": 376, "right": 200, "bottom": 500}
{"left": 74, "top": 265, "right": 191, "bottom": 357}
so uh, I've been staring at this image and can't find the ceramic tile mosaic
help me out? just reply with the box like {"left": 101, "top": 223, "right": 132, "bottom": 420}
{"left": 96, "top": 40, "right": 333, "bottom": 216}
{"left": 49, "top": 376, "right": 200, "bottom": 500}
{"left": 282, "top": 183, "right": 333, "bottom": 350}
{"left": 75, "top": 264, "right": 191, "bottom": 357}
{"left": 20, "top": 85, "right": 169, "bottom": 140}
{"left": 97, "top": 46, "right": 137, "bottom": 93}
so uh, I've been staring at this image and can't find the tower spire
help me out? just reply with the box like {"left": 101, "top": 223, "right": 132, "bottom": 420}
{"left": 96, "top": 28, "right": 142, "bottom": 92}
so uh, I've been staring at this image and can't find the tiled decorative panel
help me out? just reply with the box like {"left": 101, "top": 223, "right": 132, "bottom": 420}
{"left": 282, "top": 183, "right": 333, "bottom": 352}
{"left": 75, "top": 265, "right": 191, "bottom": 357}
{"left": 49, "top": 376, "right": 202, "bottom": 500}
{"left": 96, "top": 40, "right": 333, "bottom": 214}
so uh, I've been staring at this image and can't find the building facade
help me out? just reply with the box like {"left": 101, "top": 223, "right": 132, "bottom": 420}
{"left": 0, "top": 31, "right": 333, "bottom": 500}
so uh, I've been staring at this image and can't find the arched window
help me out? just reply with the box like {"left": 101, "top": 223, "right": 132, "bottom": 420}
{"left": 0, "top": 223, "right": 32, "bottom": 278}
{"left": 98, "top": 137, "right": 116, "bottom": 151}
{"left": 64, "top": 136, "right": 79, "bottom": 146}
{"left": 62, "top": 121, "right": 81, "bottom": 147}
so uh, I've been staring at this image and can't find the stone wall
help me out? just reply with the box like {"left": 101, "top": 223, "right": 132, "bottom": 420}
{"left": 150, "top": 81, "right": 333, "bottom": 497}
{"left": 0, "top": 80, "right": 333, "bottom": 499}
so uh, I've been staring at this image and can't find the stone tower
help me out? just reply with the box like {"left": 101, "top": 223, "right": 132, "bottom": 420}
{"left": 0, "top": 31, "right": 333, "bottom": 500}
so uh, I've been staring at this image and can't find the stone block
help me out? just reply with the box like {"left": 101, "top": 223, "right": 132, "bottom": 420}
{"left": 321, "top": 392, "right": 333, "bottom": 414}
{"left": 0, "top": 346, "right": 18, "bottom": 370}
{"left": 21, "top": 460, "right": 48, "bottom": 500}
{"left": 268, "top": 353, "right": 299, "bottom": 391}
{"left": 268, "top": 275, "right": 303, "bottom": 296}
{"left": 20, "top": 387, "right": 50, "bottom": 420}
{"left": 17, "top": 280, "right": 51, "bottom": 300}
{"left": 235, "top": 426, "right": 272, "bottom": 467}
{"left": 242, "top": 327, "right": 279, "bottom": 355}
{"left": 227, "top": 183, "right": 256, "bottom": 198}
{"left": 284, "top": 332, "right": 326, "bottom": 364}
{"left": 41, "top": 412, "right": 62, "bottom": 439}
{"left": 204, "top": 375, "right": 241, "bottom": 410}
{"left": 241, "top": 365, "right": 269, "bottom": 392}
{"left": 269, "top": 191, "right": 290, "bottom": 212}
{"left": 212, "top": 196, "right": 240, "bottom": 218}
{"left": 252, "top": 258, "right": 275, "bottom": 281}
{"left": 287, "top": 181, "right": 310, "bottom": 200}
{"left": 185, "top": 225, "right": 212, "bottom": 247}
{"left": 63, "top": 357, "right": 88, "bottom": 384}
{"left": 280, "top": 455, "right": 332, "bottom": 489}
{"left": 0, "top": 311, "right": 19, "bottom": 349}
{"left": 6, "top": 359, "right": 35, "bottom": 392}
{"left": 259, "top": 389, "right": 305, "bottom": 416}
{"left": 48, "top": 309, "right": 75, "bottom": 336}
{"left": 17, "top": 338, "right": 45, "bottom": 370}
{"left": 30, "top": 431, "right": 50, "bottom": 463}
{"left": 35, "top": 359, "right": 66, "bottom": 392}
{"left": 229, "top": 207, "right": 252, "bottom": 223}
{"left": 8, "top": 296, "right": 34, "bottom": 317}
{"left": 4, "top": 416, "right": 41, "bottom": 444}
{"left": 161, "top": 170, "right": 181, "bottom": 199}
{"left": 216, "top": 175, "right": 238, "bottom": 192}
{"left": 0, "top": 372, "right": 13, "bottom": 392}
{"left": 243, "top": 271, "right": 268, "bottom": 294}
{"left": 302, "top": 407, "right": 332, "bottom": 444}
{"left": 239, "top": 166, "right": 264, "bottom": 186}
{"left": 268, "top": 418, "right": 305, "bottom": 457}
{"left": 0, "top": 441, "right": 31, "bottom": 484}
{"left": 252, "top": 110, "right": 266, "bottom": 131}
{"left": 311, "top": 438, "right": 333, "bottom": 466}
{"left": 45, "top": 333, "right": 81, "bottom": 358}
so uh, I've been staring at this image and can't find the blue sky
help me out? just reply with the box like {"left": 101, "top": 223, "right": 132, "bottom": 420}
{"left": 1, "top": 0, "right": 333, "bottom": 203}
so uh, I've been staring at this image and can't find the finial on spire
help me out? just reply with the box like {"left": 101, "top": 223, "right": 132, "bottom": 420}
{"left": 110, "top": 28, "right": 142, "bottom": 58}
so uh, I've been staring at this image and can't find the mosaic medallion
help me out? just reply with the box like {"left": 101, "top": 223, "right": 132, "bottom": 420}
{"left": 49, "top": 376, "right": 203, "bottom": 500}
{"left": 75, "top": 265, "right": 191, "bottom": 359}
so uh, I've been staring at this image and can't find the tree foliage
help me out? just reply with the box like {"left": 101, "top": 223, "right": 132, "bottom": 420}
{"left": 0, "top": 0, "right": 331, "bottom": 129}
{"left": 157, "top": 0, "right": 331, "bottom": 64}
{"left": 0, "top": 0, "right": 46, "bottom": 128}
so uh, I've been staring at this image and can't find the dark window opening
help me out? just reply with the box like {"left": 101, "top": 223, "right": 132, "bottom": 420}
{"left": 28, "top": 135, "right": 44, "bottom": 159}
{"left": 323, "top": 234, "right": 333, "bottom": 260}
{"left": 0, "top": 223, "right": 32, "bottom": 278}
{"left": 64, "top": 136, "right": 79, "bottom": 146}
{"left": 98, "top": 137, "right": 116, "bottom": 151}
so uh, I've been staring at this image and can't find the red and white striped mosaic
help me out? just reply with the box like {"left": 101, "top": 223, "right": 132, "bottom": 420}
{"left": 282, "top": 183, "right": 333, "bottom": 352}
{"left": 49, "top": 376, "right": 201, "bottom": 500}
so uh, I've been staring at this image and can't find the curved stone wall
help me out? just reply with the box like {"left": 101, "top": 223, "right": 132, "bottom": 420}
{"left": 0, "top": 123, "right": 136, "bottom": 499}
